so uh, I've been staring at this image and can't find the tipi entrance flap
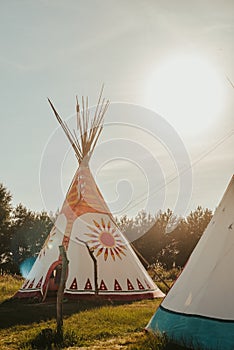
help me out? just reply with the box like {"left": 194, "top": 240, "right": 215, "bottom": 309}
{"left": 42, "top": 260, "right": 63, "bottom": 297}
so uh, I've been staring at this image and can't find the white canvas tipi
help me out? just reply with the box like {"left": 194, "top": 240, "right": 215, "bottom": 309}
{"left": 146, "top": 175, "right": 234, "bottom": 349}
{"left": 15, "top": 89, "right": 164, "bottom": 301}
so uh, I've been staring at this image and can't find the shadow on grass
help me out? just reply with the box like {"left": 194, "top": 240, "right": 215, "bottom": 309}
{"left": 0, "top": 297, "right": 131, "bottom": 329}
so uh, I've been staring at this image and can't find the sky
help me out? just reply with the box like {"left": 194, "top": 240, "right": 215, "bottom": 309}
{"left": 0, "top": 0, "right": 233, "bottom": 218}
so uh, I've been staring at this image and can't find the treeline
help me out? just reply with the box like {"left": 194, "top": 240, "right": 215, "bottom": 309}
{"left": 0, "top": 183, "right": 54, "bottom": 274}
{"left": 0, "top": 182, "right": 213, "bottom": 274}
{"left": 117, "top": 207, "right": 212, "bottom": 269}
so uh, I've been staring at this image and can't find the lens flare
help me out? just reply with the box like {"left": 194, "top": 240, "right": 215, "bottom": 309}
{"left": 19, "top": 257, "right": 36, "bottom": 278}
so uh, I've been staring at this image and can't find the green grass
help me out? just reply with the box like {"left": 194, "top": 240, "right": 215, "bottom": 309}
{"left": 65, "top": 300, "right": 159, "bottom": 342}
{"left": 0, "top": 274, "right": 24, "bottom": 303}
{"left": 0, "top": 275, "right": 190, "bottom": 350}
{"left": 0, "top": 300, "right": 165, "bottom": 349}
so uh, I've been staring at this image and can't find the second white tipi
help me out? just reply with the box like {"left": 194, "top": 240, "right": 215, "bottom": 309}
{"left": 146, "top": 175, "right": 234, "bottom": 349}
{"left": 15, "top": 89, "right": 164, "bottom": 301}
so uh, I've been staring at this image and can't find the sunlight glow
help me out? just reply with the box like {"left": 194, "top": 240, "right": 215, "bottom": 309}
{"left": 146, "top": 54, "right": 227, "bottom": 135}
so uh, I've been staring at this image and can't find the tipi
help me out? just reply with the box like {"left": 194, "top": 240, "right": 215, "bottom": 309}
{"left": 146, "top": 175, "right": 234, "bottom": 350}
{"left": 15, "top": 88, "right": 164, "bottom": 301}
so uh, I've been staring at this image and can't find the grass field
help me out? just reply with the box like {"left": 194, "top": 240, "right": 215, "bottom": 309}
{"left": 0, "top": 275, "right": 187, "bottom": 350}
{"left": 0, "top": 274, "right": 24, "bottom": 303}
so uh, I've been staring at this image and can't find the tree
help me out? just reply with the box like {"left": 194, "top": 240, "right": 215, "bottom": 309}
{"left": 132, "top": 207, "right": 213, "bottom": 269}
{"left": 156, "top": 207, "right": 213, "bottom": 268}
{"left": 133, "top": 209, "right": 173, "bottom": 265}
{"left": 0, "top": 183, "right": 13, "bottom": 273}
{"left": 175, "top": 206, "right": 213, "bottom": 267}
{"left": 116, "top": 210, "right": 156, "bottom": 243}
{"left": 11, "top": 204, "right": 54, "bottom": 273}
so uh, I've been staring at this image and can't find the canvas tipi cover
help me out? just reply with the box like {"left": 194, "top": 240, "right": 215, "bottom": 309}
{"left": 15, "top": 91, "right": 164, "bottom": 301}
{"left": 146, "top": 175, "right": 234, "bottom": 349}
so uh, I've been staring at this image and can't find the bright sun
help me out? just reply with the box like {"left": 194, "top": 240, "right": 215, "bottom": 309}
{"left": 146, "top": 54, "right": 227, "bottom": 135}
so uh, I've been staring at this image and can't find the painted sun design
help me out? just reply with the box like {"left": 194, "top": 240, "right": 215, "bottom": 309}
{"left": 85, "top": 218, "right": 127, "bottom": 261}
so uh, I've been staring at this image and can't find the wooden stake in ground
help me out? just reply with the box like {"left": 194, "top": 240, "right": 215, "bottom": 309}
{"left": 56, "top": 245, "right": 69, "bottom": 342}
